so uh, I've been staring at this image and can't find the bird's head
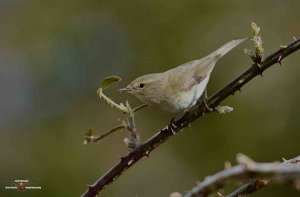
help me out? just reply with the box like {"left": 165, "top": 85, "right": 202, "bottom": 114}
{"left": 119, "top": 73, "right": 163, "bottom": 103}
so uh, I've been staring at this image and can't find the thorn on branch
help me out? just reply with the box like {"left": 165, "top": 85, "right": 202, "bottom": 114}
{"left": 87, "top": 185, "right": 93, "bottom": 191}
{"left": 238, "top": 79, "right": 245, "bottom": 84}
{"left": 224, "top": 161, "right": 232, "bottom": 169}
{"left": 236, "top": 153, "right": 255, "bottom": 169}
{"left": 280, "top": 45, "right": 288, "bottom": 49}
{"left": 254, "top": 63, "right": 264, "bottom": 77}
{"left": 143, "top": 150, "right": 150, "bottom": 158}
{"left": 283, "top": 155, "right": 300, "bottom": 164}
{"left": 277, "top": 54, "right": 282, "bottom": 65}
{"left": 293, "top": 36, "right": 297, "bottom": 41}
{"left": 282, "top": 158, "right": 288, "bottom": 162}
{"left": 127, "top": 159, "right": 134, "bottom": 166}
{"left": 119, "top": 156, "right": 126, "bottom": 162}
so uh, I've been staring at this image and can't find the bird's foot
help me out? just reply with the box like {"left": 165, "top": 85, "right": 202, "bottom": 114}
{"left": 169, "top": 110, "right": 188, "bottom": 134}
{"left": 203, "top": 98, "right": 214, "bottom": 112}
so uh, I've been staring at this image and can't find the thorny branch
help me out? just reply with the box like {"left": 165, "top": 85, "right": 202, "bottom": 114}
{"left": 184, "top": 154, "right": 300, "bottom": 197}
{"left": 81, "top": 33, "right": 300, "bottom": 197}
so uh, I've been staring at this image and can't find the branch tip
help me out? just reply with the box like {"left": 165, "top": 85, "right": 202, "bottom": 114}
{"left": 280, "top": 45, "right": 288, "bottom": 49}
{"left": 143, "top": 150, "right": 150, "bottom": 157}
{"left": 282, "top": 158, "right": 288, "bottom": 162}
{"left": 293, "top": 36, "right": 297, "bottom": 41}
{"left": 246, "top": 22, "right": 264, "bottom": 63}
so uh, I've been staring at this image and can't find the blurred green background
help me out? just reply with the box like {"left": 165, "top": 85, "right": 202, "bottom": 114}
{"left": 0, "top": 0, "right": 299, "bottom": 196}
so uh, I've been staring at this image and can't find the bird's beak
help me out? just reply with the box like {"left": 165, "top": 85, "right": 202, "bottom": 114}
{"left": 118, "top": 87, "right": 132, "bottom": 92}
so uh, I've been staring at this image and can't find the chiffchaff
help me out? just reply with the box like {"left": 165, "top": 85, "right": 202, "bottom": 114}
{"left": 119, "top": 38, "right": 246, "bottom": 113}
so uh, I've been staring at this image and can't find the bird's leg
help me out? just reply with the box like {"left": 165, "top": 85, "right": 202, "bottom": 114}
{"left": 203, "top": 88, "right": 214, "bottom": 112}
{"left": 169, "top": 113, "right": 183, "bottom": 133}
{"left": 202, "top": 88, "right": 234, "bottom": 114}
{"left": 169, "top": 109, "right": 189, "bottom": 134}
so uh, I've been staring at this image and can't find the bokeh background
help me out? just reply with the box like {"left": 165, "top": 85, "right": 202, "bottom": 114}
{"left": 0, "top": 0, "right": 299, "bottom": 196}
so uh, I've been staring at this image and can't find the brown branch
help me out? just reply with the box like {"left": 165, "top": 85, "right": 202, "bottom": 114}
{"left": 225, "top": 155, "right": 300, "bottom": 197}
{"left": 122, "top": 101, "right": 141, "bottom": 150}
{"left": 184, "top": 154, "right": 300, "bottom": 197}
{"left": 225, "top": 179, "right": 268, "bottom": 197}
{"left": 96, "top": 76, "right": 144, "bottom": 149}
{"left": 81, "top": 38, "right": 300, "bottom": 197}
{"left": 133, "top": 104, "right": 147, "bottom": 113}
{"left": 84, "top": 125, "right": 126, "bottom": 144}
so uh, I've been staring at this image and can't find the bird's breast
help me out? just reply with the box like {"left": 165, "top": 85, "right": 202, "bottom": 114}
{"left": 162, "top": 75, "right": 210, "bottom": 113}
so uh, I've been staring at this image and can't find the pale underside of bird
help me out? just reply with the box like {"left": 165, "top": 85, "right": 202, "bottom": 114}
{"left": 120, "top": 38, "right": 246, "bottom": 113}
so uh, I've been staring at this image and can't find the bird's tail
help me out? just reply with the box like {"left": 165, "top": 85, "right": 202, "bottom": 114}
{"left": 211, "top": 38, "right": 247, "bottom": 59}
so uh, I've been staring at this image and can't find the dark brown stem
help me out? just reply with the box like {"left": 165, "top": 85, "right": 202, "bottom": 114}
{"left": 133, "top": 104, "right": 147, "bottom": 112}
{"left": 89, "top": 125, "right": 125, "bottom": 143}
{"left": 226, "top": 179, "right": 268, "bottom": 197}
{"left": 81, "top": 38, "right": 300, "bottom": 197}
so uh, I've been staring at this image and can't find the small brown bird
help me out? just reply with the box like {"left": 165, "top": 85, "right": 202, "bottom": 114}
{"left": 120, "top": 38, "right": 246, "bottom": 113}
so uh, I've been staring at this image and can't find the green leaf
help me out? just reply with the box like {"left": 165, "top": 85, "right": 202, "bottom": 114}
{"left": 99, "top": 76, "right": 121, "bottom": 90}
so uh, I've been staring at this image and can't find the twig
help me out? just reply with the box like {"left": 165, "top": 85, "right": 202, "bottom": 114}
{"left": 123, "top": 101, "right": 141, "bottom": 150}
{"left": 93, "top": 77, "right": 143, "bottom": 149}
{"left": 97, "top": 89, "right": 127, "bottom": 113}
{"left": 133, "top": 104, "right": 147, "bottom": 113}
{"left": 244, "top": 22, "right": 264, "bottom": 64}
{"left": 81, "top": 38, "right": 300, "bottom": 197}
{"left": 226, "top": 179, "right": 268, "bottom": 197}
{"left": 84, "top": 125, "right": 126, "bottom": 144}
{"left": 184, "top": 154, "right": 300, "bottom": 197}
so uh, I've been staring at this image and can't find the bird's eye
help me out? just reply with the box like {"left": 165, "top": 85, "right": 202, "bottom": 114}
{"left": 139, "top": 83, "right": 145, "bottom": 88}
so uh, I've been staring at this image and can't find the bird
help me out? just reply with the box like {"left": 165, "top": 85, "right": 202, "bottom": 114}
{"left": 119, "top": 38, "right": 246, "bottom": 113}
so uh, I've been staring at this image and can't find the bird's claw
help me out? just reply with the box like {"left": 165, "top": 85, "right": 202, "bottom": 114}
{"left": 203, "top": 98, "right": 214, "bottom": 112}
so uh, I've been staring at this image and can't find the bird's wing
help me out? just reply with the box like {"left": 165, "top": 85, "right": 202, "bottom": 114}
{"left": 165, "top": 38, "right": 246, "bottom": 93}
{"left": 191, "top": 55, "right": 217, "bottom": 84}
{"left": 166, "top": 55, "right": 217, "bottom": 92}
